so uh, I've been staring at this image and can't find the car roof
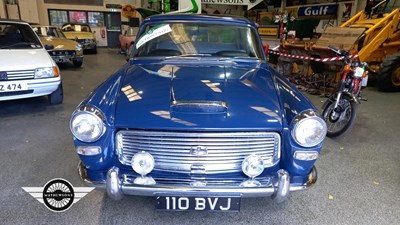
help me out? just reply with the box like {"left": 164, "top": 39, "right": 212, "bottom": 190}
{"left": 0, "top": 18, "right": 29, "bottom": 25}
{"left": 144, "top": 14, "right": 256, "bottom": 27}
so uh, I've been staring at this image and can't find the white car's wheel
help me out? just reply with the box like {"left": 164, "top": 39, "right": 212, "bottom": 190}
{"left": 48, "top": 84, "right": 63, "bottom": 105}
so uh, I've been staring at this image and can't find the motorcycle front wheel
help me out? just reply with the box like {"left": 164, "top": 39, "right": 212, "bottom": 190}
{"left": 322, "top": 95, "right": 357, "bottom": 137}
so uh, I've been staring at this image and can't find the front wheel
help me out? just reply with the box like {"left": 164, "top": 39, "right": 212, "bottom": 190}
{"left": 91, "top": 46, "right": 97, "bottom": 54}
{"left": 73, "top": 60, "right": 83, "bottom": 67}
{"left": 377, "top": 55, "right": 400, "bottom": 92}
{"left": 48, "top": 84, "right": 63, "bottom": 105}
{"left": 322, "top": 95, "right": 357, "bottom": 137}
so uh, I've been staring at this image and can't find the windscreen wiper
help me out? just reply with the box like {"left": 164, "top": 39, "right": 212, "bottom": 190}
{"left": 165, "top": 53, "right": 213, "bottom": 59}
{"left": 0, "top": 42, "right": 40, "bottom": 49}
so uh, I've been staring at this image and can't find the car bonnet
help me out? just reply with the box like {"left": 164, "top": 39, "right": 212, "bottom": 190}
{"left": 113, "top": 62, "right": 283, "bottom": 131}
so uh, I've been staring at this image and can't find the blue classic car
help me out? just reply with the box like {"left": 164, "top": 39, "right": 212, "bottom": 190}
{"left": 70, "top": 14, "right": 327, "bottom": 211}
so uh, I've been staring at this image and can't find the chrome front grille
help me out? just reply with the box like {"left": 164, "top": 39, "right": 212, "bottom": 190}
{"left": 4, "top": 70, "right": 35, "bottom": 80}
{"left": 116, "top": 130, "right": 281, "bottom": 174}
{"left": 49, "top": 50, "right": 75, "bottom": 56}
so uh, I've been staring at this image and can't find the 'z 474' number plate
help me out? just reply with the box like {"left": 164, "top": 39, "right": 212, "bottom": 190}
{"left": 156, "top": 196, "right": 241, "bottom": 211}
{"left": 0, "top": 81, "right": 28, "bottom": 92}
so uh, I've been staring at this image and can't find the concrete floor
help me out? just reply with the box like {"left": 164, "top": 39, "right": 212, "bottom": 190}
{"left": 0, "top": 49, "right": 399, "bottom": 225}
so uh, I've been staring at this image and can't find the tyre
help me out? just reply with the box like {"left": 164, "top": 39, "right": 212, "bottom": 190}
{"left": 377, "top": 55, "right": 400, "bottom": 92}
{"left": 322, "top": 95, "right": 357, "bottom": 137}
{"left": 48, "top": 84, "right": 63, "bottom": 105}
{"left": 73, "top": 60, "right": 83, "bottom": 67}
{"left": 92, "top": 46, "right": 97, "bottom": 54}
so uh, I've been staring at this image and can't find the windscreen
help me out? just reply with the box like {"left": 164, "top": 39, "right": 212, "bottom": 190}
{"left": 0, "top": 23, "right": 42, "bottom": 49}
{"left": 133, "top": 23, "right": 264, "bottom": 59}
{"left": 62, "top": 24, "right": 92, "bottom": 32}
{"left": 33, "top": 27, "right": 66, "bottom": 38}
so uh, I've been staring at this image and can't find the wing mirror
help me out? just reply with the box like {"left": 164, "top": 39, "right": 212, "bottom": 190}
{"left": 126, "top": 44, "right": 135, "bottom": 62}
{"left": 44, "top": 44, "right": 54, "bottom": 50}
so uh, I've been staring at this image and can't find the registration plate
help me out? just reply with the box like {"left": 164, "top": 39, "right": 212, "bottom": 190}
{"left": 156, "top": 196, "right": 241, "bottom": 211}
{"left": 0, "top": 81, "right": 28, "bottom": 92}
{"left": 53, "top": 56, "right": 69, "bottom": 63}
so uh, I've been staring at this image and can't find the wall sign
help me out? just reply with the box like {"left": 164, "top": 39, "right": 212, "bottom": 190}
{"left": 44, "top": 0, "right": 102, "bottom": 6}
{"left": 105, "top": 4, "right": 122, "bottom": 9}
{"left": 122, "top": 4, "right": 136, "bottom": 18}
{"left": 258, "top": 26, "right": 278, "bottom": 37}
{"left": 201, "top": 0, "right": 263, "bottom": 10}
{"left": 298, "top": 4, "right": 338, "bottom": 18}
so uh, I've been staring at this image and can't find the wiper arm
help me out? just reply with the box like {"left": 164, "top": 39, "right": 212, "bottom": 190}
{"left": 165, "top": 53, "right": 212, "bottom": 59}
{"left": 0, "top": 42, "right": 40, "bottom": 49}
{"left": 233, "top": 56, "right": 257, "bottom": 59}
{"left": 218, "top": 56, "right": 258, "bottom": 61}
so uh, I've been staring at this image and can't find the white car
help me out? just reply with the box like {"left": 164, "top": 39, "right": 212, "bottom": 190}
{"left": 0, "top": 19, "right": 63, "bottom": 104}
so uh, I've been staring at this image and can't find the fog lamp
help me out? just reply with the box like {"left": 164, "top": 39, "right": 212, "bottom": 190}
{"left": 131, "top": 151, "right": 155, "bottom": 176}
{"left": 293, "top": 151, "right": 319, "bottom": 161}
{"left": 76, "top": 146, "right": 101, "bottom": 156}
{"left": 242, "top": 154, "right": 264, "bottom": 178}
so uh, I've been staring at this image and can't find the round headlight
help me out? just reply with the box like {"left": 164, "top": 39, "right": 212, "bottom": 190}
{"left": 75, "top": 44, "right": 82, "bottom": 51}
{"left": 70, "top": 111, "right": 105, "bottom": 142}
{"left": 292, "top": 113, "right": 327, "bottom": 147}
{"left": 242, "top": 154, "right": 264, "bottom": 178}
{"left": 131, "top": 151, "right": 155, "bottom": 176}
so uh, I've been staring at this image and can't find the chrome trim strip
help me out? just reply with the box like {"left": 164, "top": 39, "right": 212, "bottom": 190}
{"left": 5, "top": 70, "right": 35, "bottom": 80}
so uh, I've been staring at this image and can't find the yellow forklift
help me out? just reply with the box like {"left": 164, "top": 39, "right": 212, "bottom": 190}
{"left": 341, "top": 0, "right": 400, "bottom": 91}
{"left": 281, "top": 0, "right": 399, "bottom": 91}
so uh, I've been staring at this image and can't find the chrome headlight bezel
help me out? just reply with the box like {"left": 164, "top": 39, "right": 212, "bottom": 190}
{"left": 35, "top": 67, "right": 54, "bottom": 78}
{"left": 75, "top": 44, "right": 83, "bottom": 51}
{"left": 70, "top": 105, "right": 106, "bottom": 143}
{"left": 291, "top": 110, "right": 327, "bottom": 147}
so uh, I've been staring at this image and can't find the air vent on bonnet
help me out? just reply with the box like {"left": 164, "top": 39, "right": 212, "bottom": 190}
{"left": 170, "top": 101, "right": 228, "bottom": 114}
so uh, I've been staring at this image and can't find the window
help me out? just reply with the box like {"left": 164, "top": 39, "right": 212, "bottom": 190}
{"left": 88, "top": 12, "right": 104, "bottom": 26}
{"left": 48, "top": 9, "right": 105, "bottom": 27}
{"left": 69, "top": 11, "right": 87, "bottom": 23}
{"left": 134, "top": 23, "right": 263, "bottom": 59}
{"left": 49, "top": 10, "right": 68, "bottom": 26}
{"left": 0, "top": 23, "right": 42, "bottom": 49}
{"left": 62, "top": 24, "right": 92, "bottom": 32}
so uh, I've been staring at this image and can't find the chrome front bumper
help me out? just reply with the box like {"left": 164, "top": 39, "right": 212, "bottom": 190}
{"left": 78, "top": 162, "right": 317, "bottom": 203}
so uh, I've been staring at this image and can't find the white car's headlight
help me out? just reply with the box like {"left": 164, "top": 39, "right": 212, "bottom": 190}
{"left": 291, "top": 110, "right": 327, "bottom": 147}
{"left": 70, "top": 106, "right": 105, "bottom": 142}
{"left": 35, "top": 67, "right": 58, "bottom": 78}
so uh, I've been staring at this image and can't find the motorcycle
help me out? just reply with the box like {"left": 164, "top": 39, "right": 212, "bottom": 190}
{"left": 322, "top": 45, "right": 369, "bottom": 137}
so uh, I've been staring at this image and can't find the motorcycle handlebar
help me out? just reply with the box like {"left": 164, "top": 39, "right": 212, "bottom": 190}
{"left": 363, "top": 62, "right": 376, "bottom": 73}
